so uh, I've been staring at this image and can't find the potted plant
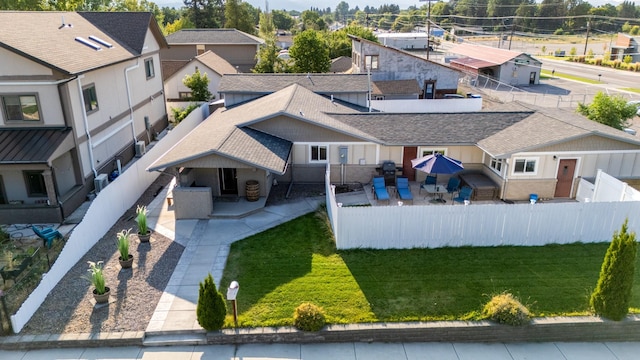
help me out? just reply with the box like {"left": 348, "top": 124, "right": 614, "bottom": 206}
{"left": 116, "top": 229, "right": 133, "bottom": 269}
{"left": 135, "top": 205, "right": 151, "bottom": 243}
{"left": 84, "top": 260, "right": 110, "bottom": 304}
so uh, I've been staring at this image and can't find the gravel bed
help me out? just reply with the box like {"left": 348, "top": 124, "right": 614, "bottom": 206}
{"left": 20, "top": 174, "right": 184, "bottom": 335}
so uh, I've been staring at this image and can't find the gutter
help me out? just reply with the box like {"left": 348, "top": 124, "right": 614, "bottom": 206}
{"left": 124, "top": 60, "right": 139, "bottom": 143}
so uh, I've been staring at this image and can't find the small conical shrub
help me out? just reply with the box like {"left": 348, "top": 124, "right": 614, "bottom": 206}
{"left": 590, "top": 219, "right": 638, "bottom": 321}
{"left": 196, "top": 273, "right": 227, "bottom": 330}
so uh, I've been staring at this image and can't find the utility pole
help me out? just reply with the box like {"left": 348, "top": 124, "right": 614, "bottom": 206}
{"left": 419, "top": 0, "right": 435, "bottom": 60}
{"left": 583, "top": 18, "right": 591, "bottom": 56}
{"left": 508, "top": 18, "right": 516, "bottom": 50}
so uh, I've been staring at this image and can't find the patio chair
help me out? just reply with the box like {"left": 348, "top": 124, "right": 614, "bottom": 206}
{"left": 453, "top": 186, "right": 473, "bottom": 204}
{"left": 396, "top": 177, "right": 413, "bottom": 204}
{"left": 372, "top": 176, "right": 390, "bottom": 204}
{"left": 419, "top": 174, "right": 437, "bottom": 194}
{"left": 446, "top": 177, "right": 461, "bottom": 200}
{"left": 32, "top": 225, "right": 63, "bottom": 248}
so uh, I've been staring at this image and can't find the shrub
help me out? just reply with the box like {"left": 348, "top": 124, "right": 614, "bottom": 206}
{"left": 135, "top": 205, "right": 148, "bottom": 235}
{"left": 116, "top": 229, "right": 131, "bottom": 260}
{"left": 482, "top": 292, "right": 530, "bottom": 326}
{"left": 590, "top": 219, "right": 638, "bottom": 321}
{"left": 170, "top": 103, "right": 200, "bottom": 125}
{"left": 196, "top": 273, "right": 227, "bottom": 331}
{"left": 293, "top": 302, "right": 326, "bottom": 331}
{"left": 83, "top": 261, "right": 106, "bottom": 295}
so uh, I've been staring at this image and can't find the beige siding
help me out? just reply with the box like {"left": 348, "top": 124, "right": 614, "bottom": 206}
{"left": 204, "top": 44, "right": 257, "bottom": 68}
{"left": 536, "top": 135, "right": 640, "bottom": 152}
{"left": 251, "top": 115, "right": 365, "bottom": 142}
{"left": 0, "top": 84, "right": 65, "bottom": 126}
{"left": 378, "top": 146, "right": 403, "bottom": 164}
{"left": 160, "top": 45, "right": 196, "bottom": 60}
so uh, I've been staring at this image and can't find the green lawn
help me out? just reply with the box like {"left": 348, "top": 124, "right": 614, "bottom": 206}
{"left": 220, "top": 212, "right": 640, "bottom": 327}
{"left": 541, "top": 69, "right": 601, "bottom": 84}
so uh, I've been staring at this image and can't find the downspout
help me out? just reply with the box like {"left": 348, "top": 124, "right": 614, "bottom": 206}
{"left": 76, "top": 75, "right": 98, "bottom": 178}
{"left": 124, "top": 60, "right": 140, "bottom": 143}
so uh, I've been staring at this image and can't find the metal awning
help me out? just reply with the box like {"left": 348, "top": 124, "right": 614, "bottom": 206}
{"left": 0, "top": 127, "right": 73, "bottom": 165}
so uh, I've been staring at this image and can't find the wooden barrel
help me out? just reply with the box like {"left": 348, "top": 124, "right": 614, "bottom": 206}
{"left": 245, "top": 180, "right": 260, "bottom": 201}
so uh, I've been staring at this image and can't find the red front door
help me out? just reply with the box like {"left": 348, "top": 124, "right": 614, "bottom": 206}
{"left": 554, "top": 159, "right": 577, "bottom": 198}
{"left": 402, "top": 147, "right": 418, "bottom": 181}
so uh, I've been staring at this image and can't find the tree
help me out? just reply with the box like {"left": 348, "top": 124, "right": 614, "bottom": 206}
{"left": 590, "top": 219, "right": 638, "bottom": 321}
{"left": 196, "top": 274, "right": 227, "bottom": 330}
{"left": 300, "top": 10, "right": 326, "bottom": 30}
{"left": 272, "top": 9, "right": 295, "bottom": 30}
{"left": 224, "top": 0, "right": 256, "bottom": 34}
{"left": 577, "top": 92, "right": 637, "bottom": 130}
{"left": 335, "top": 1, "right": 350, "bottom": 23}
{"left": 184, "top": 0, "right": 224, "bottom": 28}
{"left": 183, "top": 69, "right": 212, "bottom": 101}
{"left": 289, "top": 30, "right": 330, "bottom": 73}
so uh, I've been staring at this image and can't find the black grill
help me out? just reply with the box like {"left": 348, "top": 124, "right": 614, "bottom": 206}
{"left": 381, "top": 161, "right": 396, "bottom": 186}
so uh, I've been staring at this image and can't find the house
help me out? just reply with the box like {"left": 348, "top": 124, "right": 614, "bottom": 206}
{"left": 0, "top": 11, "right": 168, "bottom": 224}
{"left": 330, "top": 56, "right": 353, "bottom": 73}
{"left": 371, "top": 80, "right": 421, "bottom": 100}
{"left": 349, "top": 35, "right": 462, "bottom": 99}
{"left": 162, "top": 50, "right": 237, "bottom": 101}
{"left": 161, "top": 29, "right": 264, "bottom": 73}
{"left": 148, "top": 82, "right": 640, "bottom": 218}
{"left": 611, "top": 33, "right": 640, "bottom": 63}
{"left": 218, "top": 73, "right": 371, "bottom": 107}
{"left": 448, "top": 43, "right": 542, "bottom": 86}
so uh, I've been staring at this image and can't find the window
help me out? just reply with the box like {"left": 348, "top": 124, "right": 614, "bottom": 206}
{"left": 0, "top": 175, "right": 6, "bottom": 204}
{"left": 310, "top": 145, "right": 328, "bottom": 162}
{"left": 82, "top": 85, "right": 99, "bottom": 113}
{"left": 179, "top": 92, "right": 192, "bottom": 99}
{"left": 2, "top": 95, "right": 40, "bottom": 121}
{"left": 424, "top": 80, "right": 436, "bottom": 99}
{"left": 421, "top": 148, "right": 446, "bottom": 157}
{"left": 490, "top": 158, "right": 504, "bottom": 174}
{"left": 365, "top": 55, "right": 379, "bottom": 70}
{"left": 145, "top": 58, "right": 155, "bottom": 79}
{"left": 24, "top": 171, "right": 47, "bottom": 197}
{"left": 513, "top": 158, "right": 537, "bottom": 174}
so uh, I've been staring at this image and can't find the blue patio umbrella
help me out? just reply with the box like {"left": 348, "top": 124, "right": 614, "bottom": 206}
{"left": 411, "top": 153, "right": 464, "bottom": 175}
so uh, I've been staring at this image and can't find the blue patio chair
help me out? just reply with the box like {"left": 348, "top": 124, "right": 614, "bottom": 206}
{"left": 32, "top": 225, "right": 63, "bottom": 248}
{"left": 446, "top": 177, "right": 461, "bottom": 199}
{"left": 372, "top": 177, "right": 390, "bottom": 204}
{"left": 453, "top": 186, "right": 473, "bottom": 204}
{"left": 420, "top": 174, "right": 437, "bottom": 195}
{"left": 396, "top": 177, "right": 413, "bottom": 204}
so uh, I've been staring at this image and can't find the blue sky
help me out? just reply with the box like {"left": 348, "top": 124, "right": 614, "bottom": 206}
{"left": 153, "top": 0, "right": 424, "bottom": 12}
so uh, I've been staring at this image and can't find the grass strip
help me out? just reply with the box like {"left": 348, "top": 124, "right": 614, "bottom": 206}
{"left": 221, "top": 212, "right": 640, "bottom": 327}
{"left": 541, "top": 69, "right": 601, "bottom": 84}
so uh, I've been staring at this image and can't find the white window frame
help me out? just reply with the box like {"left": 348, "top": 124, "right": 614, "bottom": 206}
{"left": 512, "top": 157, "right": 538, "bottom": 175}
{"left": 420, "top": 148, "right": 447, "bottom": 157}
{"left": 309, "top": 144, "right": 328, "bottom": 163}
{"left": 365, "top": 55, "right": 379, "bottom": 70}
{"left": 489, "top": 157, "right": 504, "bottom": 175}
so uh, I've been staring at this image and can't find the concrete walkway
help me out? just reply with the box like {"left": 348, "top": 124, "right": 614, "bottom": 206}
{"left": 144, "top": 183, "right": 325, "bottom": 335}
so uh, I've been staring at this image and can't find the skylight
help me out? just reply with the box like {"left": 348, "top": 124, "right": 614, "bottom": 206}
{"left": 88, "top": 35, "right": 113, "bottom": 48}
{"left": 75, "top": 37, "right": 101, "bottom": 51}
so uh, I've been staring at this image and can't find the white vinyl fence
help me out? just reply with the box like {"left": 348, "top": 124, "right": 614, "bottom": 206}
{"left": 325, "top": 167, "right": 640, "bottom": 250}
{"left": 11, "top": 104, "right": 207, "bottom": 332}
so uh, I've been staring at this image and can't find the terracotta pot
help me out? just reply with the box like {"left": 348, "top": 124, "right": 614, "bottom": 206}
{"left": 138, "top": 231, "right": 151, "bottom": 243}
{"left": 93, "top": 286, "right": 111, "bottom": 304}
{"left": 119, "top": 254, "right": 133, "bottom": 269}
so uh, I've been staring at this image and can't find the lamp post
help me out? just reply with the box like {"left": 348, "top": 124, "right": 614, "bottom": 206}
{"left": 419, "top": 0, "right": 435, "bottom": 60}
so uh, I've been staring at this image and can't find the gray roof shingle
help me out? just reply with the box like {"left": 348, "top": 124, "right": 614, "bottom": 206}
{"left": 165, "top": 29, "right": 264, "bottom": 45}
{"left": 219, "top": 73, "right": 370, "bottom": 94}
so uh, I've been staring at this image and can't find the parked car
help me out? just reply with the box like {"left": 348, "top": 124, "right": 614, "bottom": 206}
{"left": 627, "top": 100, "right": 640, "bottom": 116}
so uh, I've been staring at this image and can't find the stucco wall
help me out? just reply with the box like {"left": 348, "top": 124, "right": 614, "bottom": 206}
{"left": 174, "top": 187, "right": 212, "bottom": 219}
{"left": 163, "top": 61, "right": 223, "bottom": 101}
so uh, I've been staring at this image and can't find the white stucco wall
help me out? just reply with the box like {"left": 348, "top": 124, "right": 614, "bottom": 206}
{"left": 163, "top": 61, "right": 222, "bottom": 101}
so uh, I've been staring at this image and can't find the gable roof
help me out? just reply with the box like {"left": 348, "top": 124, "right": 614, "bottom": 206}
{"left": 165, "top": 29, "right": 264, "bottom": 45}
{"left": 194, "top": 50, "right": 238, "bottom": 76}
{"left": 478, "top": 103, "right": 640, "bottom": 158}
{"left": 0, "top": 11, "right": 163, "bottom": 75}
{"left": 448, "top": 43, "right": 531, "bottom": 66}
{"left": 148, "top": 84, "right": 371, "bottom": 173}
{"left": 330, "top": 56, "right": 353, "bottom": 73}
{"left": 372, "top": 79, "right": 420, "bottom": 96}
{"left": 219, "top": 73, "right": 369, "bottom": 94}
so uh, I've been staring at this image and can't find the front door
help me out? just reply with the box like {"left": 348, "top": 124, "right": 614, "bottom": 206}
{"left": 218, "top": 168, "right": 238, "bottom": 195}
{"left": 554, "top": 159, "right": 577, "bottom": 198}
{"left": 529, "top": 72, "right": 536, "bottom": 85}
{"left": 402, "top": 147, "right": 418, "bottom": 181}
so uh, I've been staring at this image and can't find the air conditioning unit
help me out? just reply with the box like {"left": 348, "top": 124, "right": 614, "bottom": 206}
{"left": 135, "top": 141, "right": 146, "bottom": 157}
{"left": 94, "top": 173, "right": 109, "bottom": 193}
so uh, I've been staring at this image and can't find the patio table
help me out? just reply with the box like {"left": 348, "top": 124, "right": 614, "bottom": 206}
{"left": 422, "top": 184, "right": 448, "bottom": 203}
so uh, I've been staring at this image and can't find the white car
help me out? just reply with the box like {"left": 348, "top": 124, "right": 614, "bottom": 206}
{"left": 628, "top": 100, "right": 640, "bottom": 116}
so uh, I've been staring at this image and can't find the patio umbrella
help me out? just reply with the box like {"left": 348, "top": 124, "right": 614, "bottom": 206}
{"left": 411, "top": 153, "right": 464, "bottom": 175}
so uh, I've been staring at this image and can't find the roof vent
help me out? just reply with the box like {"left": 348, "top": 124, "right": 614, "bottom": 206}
{"left": 75, "top": 37, "right": 101, "bottom": 51}
{"left": 59, "top": 15, "right": 72, "bottom": 29}
{"left": 89, "top": 35, "right": 113, "bottom": 48}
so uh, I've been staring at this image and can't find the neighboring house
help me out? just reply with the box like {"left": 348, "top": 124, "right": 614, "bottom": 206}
{"left": 163, "top": 50, "right": 237, "bottom": 101}
{"left": 611, "top": 33, "right": 640, "bottom": 63}
{"left": 0, "top": 11, "right": 168, "bottom": 223}
{"left": 349, "top": 35, "right": 462, "bottom": 99}
{"left": 162, "top": 29, "right": 264, "bottom": 73}
{"left": 218, "top": 73, "right": 370, "bottom": 107}
{"left": 371, "top": 80, "right": 421, "bottom": 100}
{"left": 148, "top": 83, "right": 640, "bottom": 218}
{"left": 330, "top": 56, "right": 353, "bottom": 73}
{"left": 376, "top": 33, "right": 431, "bottom": 51}
{"left": 448, "top": 43, "right": 542, "bottom": 86}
